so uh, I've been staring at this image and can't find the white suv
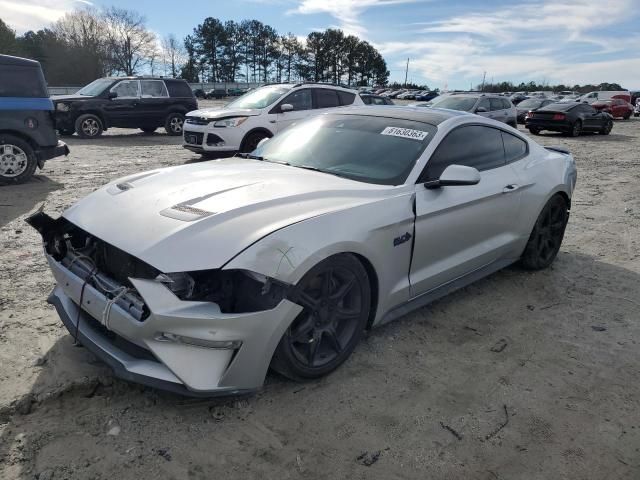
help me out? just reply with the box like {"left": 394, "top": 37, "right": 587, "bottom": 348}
{"left": 183, "top": 83, "right": 364, "bottom": 156}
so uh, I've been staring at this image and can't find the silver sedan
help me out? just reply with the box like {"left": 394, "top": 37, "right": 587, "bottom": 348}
{"left": 29, "top": 106, "right": 577, "bottom": 396}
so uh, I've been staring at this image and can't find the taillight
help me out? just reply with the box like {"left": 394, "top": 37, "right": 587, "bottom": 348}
{"left": 525, "top": 111, "right": 533, "bottom": 118}
{"left": 552, "top": 113, "right": 566, "bottom": 120}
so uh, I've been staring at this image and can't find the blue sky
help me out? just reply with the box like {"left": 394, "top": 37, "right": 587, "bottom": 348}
{"left": 3, "top": 0, "right": 640, "bottom": 89}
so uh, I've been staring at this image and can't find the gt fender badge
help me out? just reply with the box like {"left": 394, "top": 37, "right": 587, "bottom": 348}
{"left": 393, "top": 232, "right": 412, "bottom": 247}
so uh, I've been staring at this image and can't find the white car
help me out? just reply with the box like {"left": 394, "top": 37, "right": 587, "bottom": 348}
{"left": 183, "top": 83, "right": 364, "bottom": 156}
{"left": 30, "top": 106, "right": 577, "bottom": 396}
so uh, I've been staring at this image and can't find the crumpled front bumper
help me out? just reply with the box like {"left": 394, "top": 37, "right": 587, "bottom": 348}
{"left": 46, "top": 255, "right": 302, "bottom": 396}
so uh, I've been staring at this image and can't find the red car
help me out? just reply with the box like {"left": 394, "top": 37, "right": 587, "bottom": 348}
{"left": 592, "top": 99, "right": 634, "bottom": 119}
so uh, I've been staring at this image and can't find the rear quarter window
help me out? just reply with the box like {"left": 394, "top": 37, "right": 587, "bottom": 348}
{"left": 0, "top": 66, "right": 48, "bottom": 98}
{"left": 338, "top": 91, "right": 356, "bottom": 105}
{"left": 165, "top": 80, "right": 194, "bottom": 98}
{"left": 501, "top": 131, "right": 527, "bottom": 163}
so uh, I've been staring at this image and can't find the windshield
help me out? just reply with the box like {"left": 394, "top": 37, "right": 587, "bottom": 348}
{"left": 517, "top": 99, "right": 543, "bottom": 109}
{"left": 430, "top": 96, "right": 477, "bottom": 111}
{"left": 252, "top": 114, "right": 437, "bottom": 185}
{"left": 225, "top": 85, "right": 290, "bottom": 109}
{"left": 77, "top": 78, "right": 114, "bottom": 96}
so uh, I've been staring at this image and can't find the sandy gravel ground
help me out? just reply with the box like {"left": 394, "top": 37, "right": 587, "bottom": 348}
{"left": 1, "top": 102, "right": 639, "bottom": 479}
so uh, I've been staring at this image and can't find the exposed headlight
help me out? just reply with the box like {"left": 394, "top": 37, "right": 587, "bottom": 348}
{"left": 56, "top": 102, "right": 70, "bottom": 112}
{"left": 213, "top": 117, "right": 248, "bottom": 128}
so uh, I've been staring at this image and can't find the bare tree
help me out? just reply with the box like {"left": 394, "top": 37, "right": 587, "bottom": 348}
{"left": 162, "top": 34, "right": 185, "bottom": 78}
{"left": 102, "top": 7, "right": 156, "bottom": 76}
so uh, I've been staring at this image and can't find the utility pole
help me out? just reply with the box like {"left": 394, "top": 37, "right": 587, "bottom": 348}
{"left": 404, "top": 58, "right": 409, "bottom": 87}
{"left": 480, "top": 71, "right": 486, "bottom": 92}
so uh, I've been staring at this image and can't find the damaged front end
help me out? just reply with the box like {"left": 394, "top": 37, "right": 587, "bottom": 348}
{"left": 26, "top": 211, "right": 303, "bottom": 396}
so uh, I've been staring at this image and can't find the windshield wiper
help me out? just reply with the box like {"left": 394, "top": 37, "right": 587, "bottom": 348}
{"left": 235, "top": 152, "right": 264, "bottom": 161}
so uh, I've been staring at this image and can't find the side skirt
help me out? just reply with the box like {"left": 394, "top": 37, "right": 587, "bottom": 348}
{"left": 378, "top": 257, "right": 516, "bottom": 326}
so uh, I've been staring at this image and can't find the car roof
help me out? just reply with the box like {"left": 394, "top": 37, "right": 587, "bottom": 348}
{"left": 0, "top": 54, "right": 40, "bottom": 67}
{"left": 540, "top": 102, "right": 580, "bottom": 111}
{"left": 328, "top": 105, "right": 469, "bottom": 125}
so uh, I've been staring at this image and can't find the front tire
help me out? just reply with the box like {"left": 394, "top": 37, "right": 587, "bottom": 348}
{"left": 520, "top": 195, "right": 569, "bottom": 270}
{"left": 0, "top": 134, "right": 38, "bottom": 185}
{"left": 600, "top": 120, "right": 613, "bottom": 135}
{"left": 75, "top": 114, "right": 103, "bottom": 139}
{"left": 165, "top": 112, "right": 184, "bottom": 136}
{"left": 271, "top": 254, "right": 371, "bottom": 381}
{"left": 240, "top": 132, "right": 269, "bottom": 153}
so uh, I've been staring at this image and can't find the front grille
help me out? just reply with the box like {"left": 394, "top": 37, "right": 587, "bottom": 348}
{"left": 93, "top": 240, "right": 160, "bottom": 287}
{"left": 185, "top": 117, "right": 210, "bottom": 125}
{"left": 184, "top": 131, "right": 204, "bottom": 145}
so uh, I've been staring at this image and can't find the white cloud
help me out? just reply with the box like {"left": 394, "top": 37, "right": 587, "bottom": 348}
{"left": 289, "top": 0, "right": 420, "bottom": 37}
{"left": 377, "top": 0, "right": 640, "bottom": 88}
{"left": 0, "top": 0, "right": 91, "bottom": 33}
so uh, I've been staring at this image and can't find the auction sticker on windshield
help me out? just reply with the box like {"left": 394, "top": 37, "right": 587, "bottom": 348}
{"left": 381, "top": 126, "right": 429, "bottom": 141}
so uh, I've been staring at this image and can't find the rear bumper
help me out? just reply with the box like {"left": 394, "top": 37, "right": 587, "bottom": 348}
{"left": 45, "top": 254, "right": 301, "bottom": 396}
{"left": 36, "top": 140, "right": 69, "bottom": 162}
{"left": 524, "top": 118, "right": 570, "bottom": 132}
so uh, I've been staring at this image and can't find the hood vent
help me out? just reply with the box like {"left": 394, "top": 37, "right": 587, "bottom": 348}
{"left": 160, "top": 204, "right": 215, "bottom": 222}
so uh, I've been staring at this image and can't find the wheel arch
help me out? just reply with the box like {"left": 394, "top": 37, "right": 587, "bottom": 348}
{"left": 0, "top": 130, "right": 38, "bottom": 151}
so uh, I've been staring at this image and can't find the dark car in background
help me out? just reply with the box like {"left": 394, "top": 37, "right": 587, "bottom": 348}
{"left": 515, "top": 98, "right": 554, "bottom": 123}
{"left": 52, "top": 77, "right": 197, "bottom": 138}
{"left": 360, "top": 94, "right": 394, "bottom": 105}
{"left": 525, "top": 102, "right": 613, "bottom": 136}
{"left": 591, "top": 99, "right": 634, "bottom": 119}
{"left": 430, "top": 93, "right": 518, "bottom": 127}
{"left": 0, "top": 54, "right": 69, "bottom": 185}
{"left": 415, "top": 91, "right": 439, "bottom": 102}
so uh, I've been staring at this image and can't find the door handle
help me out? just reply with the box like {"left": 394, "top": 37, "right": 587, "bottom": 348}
{"left": 269, "top": 120, "right": 276, "bottom": 123}
{"left": 502, "top": 184, "right": 519, "bottom": 193}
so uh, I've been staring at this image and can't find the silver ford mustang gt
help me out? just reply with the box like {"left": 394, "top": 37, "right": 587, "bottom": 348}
{"left": 29, "top": 106, "right": 577, "bottom": 396}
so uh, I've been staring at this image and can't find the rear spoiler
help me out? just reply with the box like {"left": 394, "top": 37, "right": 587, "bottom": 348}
{"left": 545, "top": 146, "right": 570, "bottom": 155}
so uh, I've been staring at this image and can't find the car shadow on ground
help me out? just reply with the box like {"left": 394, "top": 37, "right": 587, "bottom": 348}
{"left": 1, "top": 251, "right": 639, "bottom": 478}
{"left": 62, "top": 132, "right": 183, "bottom": 148}
{"left": 534, "top": 132, "right": 635, "bottom": 142}
{"left": 0, "top": 175, "right": 63, "bottom": 228}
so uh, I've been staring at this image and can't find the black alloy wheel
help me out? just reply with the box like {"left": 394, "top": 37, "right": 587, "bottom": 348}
{"left": 271, "top": 254, "right": 371, "bottom": 380}
{"left": 570, "top": 120, "right": 582, "bottom": 137}
{"left": 520, "top": 195, "right": 569, "bottom": 270}
{"left": 600, "top": 120, "right": 613, "bottom": 135}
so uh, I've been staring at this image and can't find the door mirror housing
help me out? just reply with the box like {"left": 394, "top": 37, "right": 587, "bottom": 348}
{"left": 475, "top": 106, "right": 488, "bottom": 113}
{"left": 280, "top": 103, "right": 294, "bottom": 112}
{"left": 108, "top": 91, "right": 118, "bottom": 99}
{"left": 424, "top": 165, "right": 481, "bottom": 189}
{"left": 256, "top": 137, "right": 269, "bottom": 148}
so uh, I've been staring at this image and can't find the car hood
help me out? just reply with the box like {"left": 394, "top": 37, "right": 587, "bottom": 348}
{"left": 186, "top": 107, "right": 262, "bottom": 119}
{"left": 62, "top": 159, "right": 391, "bottom": 273}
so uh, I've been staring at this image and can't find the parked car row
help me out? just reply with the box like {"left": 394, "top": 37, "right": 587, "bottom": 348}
{"left": 193, "top": 87, "right": 251, "bottom": 99}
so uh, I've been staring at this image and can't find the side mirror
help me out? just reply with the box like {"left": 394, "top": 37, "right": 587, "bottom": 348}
{"left": 280, "top": 103, "right": 294, "bottom": 112}
{"left": 475, "top": 106, "right": 488, "bottom": 113}
{"left": 257, "top": 137, "right": 269, "bottom": 148}
{"left": 108, "top": 91, "right": 118, "bottom": 99}
{"left": 424, "top": 165, "right": 480, "bottom": 189}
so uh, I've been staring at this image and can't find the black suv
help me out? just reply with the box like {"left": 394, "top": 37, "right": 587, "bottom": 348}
{"left": 52, "top": 77, "right": 197, "bottom": 138}
{"left": 0, "top": 54, "right": 69, "bottom": 185}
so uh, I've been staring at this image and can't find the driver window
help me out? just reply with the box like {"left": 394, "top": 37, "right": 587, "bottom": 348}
{"left": 112, "top": 80, "right": 139, "bottom": 98}
{"left": 280, "top": 89, "right": 312, "bottom": 111}
{"left": 420, "top": 125, "right": 505, "bottom": 181}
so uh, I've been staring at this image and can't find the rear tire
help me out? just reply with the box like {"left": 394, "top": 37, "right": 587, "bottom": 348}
{"left": 528, "top": 127, "right": 541, "bottom": 135}
{"left": 0, "top": 134, "right": 38, "bottom": 185}
{"left": 164, "top": 112, "right": 184, "bottom": 136}
{"left": 569, "top": 120, "right": 582, "bottom": 137}
{"left": 271, "top": 254, "right": 371, "bottom": 381}
{"left": 520, "top": 195, "right": 569, "bottom": 270}
{"left": 600, "top": 120, "right": 613, "bottom": 135}
{"left": 75, "top": 114, "right": 103, "bottom": 139}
